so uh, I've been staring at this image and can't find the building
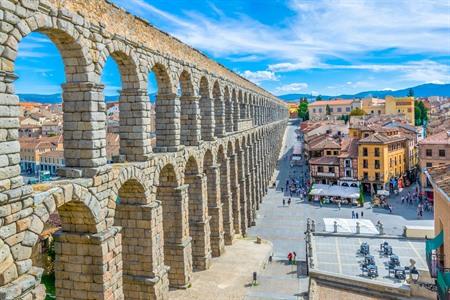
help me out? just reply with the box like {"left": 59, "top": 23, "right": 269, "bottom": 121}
{"left": 308, "top": 99, "right": 361, "bottom": 120}
{"left": 424, "top": 164, "right": 450, "bottom": 300}
{"left": 338, "top": 137, "right": 359, "bottom": 187}
{"left": 419, "top": 131, "right": 450, "bottom": 201}
{"left": 385, "top": 96, "right": 415, "bottom": 125}
{"left": 357, "top": 132, "right": 407, "bottom": 194}
{"left": 19, "top": 136, "right": 63, "bottom": 176}
{"left": 39, "top": 150, "right": 64, "bottom": 176}
{"left": 288, "top": 103, "right": 299, "bottom": 119}
{"left": 361, "top": 97, "right": 386, "bottom": 115}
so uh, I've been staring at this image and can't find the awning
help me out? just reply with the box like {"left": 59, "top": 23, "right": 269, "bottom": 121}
{"left": 426, "top": 230, "right": 444, "bottom": 254}
{"left": 377, "top": 189, "right": 390, "bottom": 196}
{"left": 309, "top": 184, "right": 360, "bottom": 199}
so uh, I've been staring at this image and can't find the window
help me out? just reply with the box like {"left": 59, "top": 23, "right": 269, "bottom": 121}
{"left": 328, "top": 167, "right": 335, "bottom": 173}
{"left": 374, "top": 160, "right": 380, "bottom": 169}
{"left": 345, "top": 159, "right": 351, "bottom": 167}
{"left": 329, "top": 107, "right": 333, "bottom": 112}
{"left": 363, "top": 147, "right": 368, "bottom": 156}
{"left": 318, "top": 166, "right": 324, "bottom": 172}
{"left": 319, "top": 108, "right": 322, "bottom": 113}
{"left": 426, "top": 149, "right": 432, "bottom": 157}
{"left": 371, "top": 110, "right": 374, "bottom": 114}
{"left": 326, "top": 150, "right": 331, "bottom": 155}
{"left": 363, "top": 159, "right": 368, "bottom": 168}
{"left": 334, "top": 151, "right": 339, "bottom": 155}
{"left": 337, "top": 107, "right": 342, "bottom": 112}
{"left": 345, "top": 170, "right": 352, "bottom": 177}
{"left": 346, "top": 107, "right": 350, "bottom": 112}
{"left": 363, "top": 172, "right": 368, "bottom": 180}
{"left": 313, "top": 108, "right": 316, "bottom": 113}
{"left": 426, "top": 162, "right": 432, "bottom": 168}
{"left": 375, "top": 172, "right": 380, "bottom": 181}
{"left": 364, "top": 133, "right": 369, "bottom": 138}
{"left": 374, "top": 147, "right": 380, "bottom": 157}
{"left": 439, "top": 149, "right": 445, "bottom": 157}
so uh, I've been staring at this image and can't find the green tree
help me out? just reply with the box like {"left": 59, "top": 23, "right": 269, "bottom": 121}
{"left": 407, "top": 88, "right": 414, "bottom": 97}
{"left": 298, "top": 99, "right": 309, "bottom": 121}
{"left": 325, "top": 104, "right": 331, "bottom": 115}
{"left": 414, "top": 105, "right": 422, "bottom": 126}
{"left": 349, "top": 107, "right": 366, "bottom": 116}
{"left": 316, "top": 95, "right": 322, "bottom": 101}
{"left": 414, "top": 100, "right": 428, "bottom": 125}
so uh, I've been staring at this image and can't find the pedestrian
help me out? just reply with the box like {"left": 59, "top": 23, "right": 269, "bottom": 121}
{"left": 401, "top": 196, "right": 404, "bottom": 204}
{"left": 283, "top": 199, "right": 285, "bottom": 206}
{"left": 287, "top": 252, "right": 293, "bottom": 265}
{"left": 281, "top": 187, "right": 284, "bottom": 193}
{"left": 288, "top": 198, "right": 291, "bottom": 206}
{"left": 355, "top": 212, "right": 359, "bottom": 219}
{"left": 352, "top": 210, "right": 355, "bottom": 219}
{"left": 319, "top": 200, "right": 322, "bottom": 208}
{"left": 338, "top": 202, "right": 341, "bottom": 210}
{"left": 293, "top": 251, "right": 297, "bottom": 265}
{"left": 389, "top": 205, "right": 393, "bottom": 214}
{"left": 361, "top": 211, "right": 364, "bottom": 218}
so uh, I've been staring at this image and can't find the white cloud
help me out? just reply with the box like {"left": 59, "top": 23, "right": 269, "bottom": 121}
{"left": 274, "top": 82, "right": 308, "bottom": 94}
{"left": 240, "top": 70, "right": 278, "bottom": 83}
{"left": 111, "top": 0, "right": 450, "bottom": 87}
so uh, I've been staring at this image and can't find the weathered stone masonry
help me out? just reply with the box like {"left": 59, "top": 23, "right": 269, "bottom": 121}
{"left": 0, "top": 0, "right": 288, "bottom": 299}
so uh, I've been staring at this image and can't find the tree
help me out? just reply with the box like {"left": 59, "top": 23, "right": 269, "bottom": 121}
{"left": 414, "top": 100, "right": 428, "bottom": 126}
{"left": 316, "top": 95, "right": 322, "bottom": 101}
{"left": 414, "top": 105, "right": 422, "bottom": 126}
{"left": 407, "top": 88, "right": 414, "bottom": 97}
{"left": 349, "top": 107, "right": 366, "bottom": 116}
{"left": 325, "top": 104, "right": 331, "bottom": 115}
{"left": 298, "top": 99, "right": 309, "bottom": 121}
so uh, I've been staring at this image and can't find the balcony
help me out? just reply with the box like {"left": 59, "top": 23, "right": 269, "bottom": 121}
{"left": 316, "top": 172, "right": 337, "bottom": 178}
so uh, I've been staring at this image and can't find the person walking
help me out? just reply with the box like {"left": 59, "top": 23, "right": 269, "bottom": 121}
{"left": 355, "top": 212, "right": 359, "bottom": 219}
{"left": 293, "top": 251, "right": 297, "bottom": 265}
{"left": 287, "top": 252, "right": 293, "bottom": 265}
{"left": 401, "top": 196, "right": 404, "bottom": 204}
{"left": 352, "top": 210, "right": 355, "bottom": 219}
{"left": 288, "top": 198, "right": 291, "bottom": 206}
{"left": 283, "top": 199, "right": 286, "bottom": 206}
{"left": 361, "top": 211, "right": 364, "bottom": 218}
{"left": 338, "top": 202, "right": 341, "bottom": 210}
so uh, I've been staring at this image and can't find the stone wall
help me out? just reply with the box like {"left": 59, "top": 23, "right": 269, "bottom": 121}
{"left": 0, "top": 1, "right": 288, "bottom": 299}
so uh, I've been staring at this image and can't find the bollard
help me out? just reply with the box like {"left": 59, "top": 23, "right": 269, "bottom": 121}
{"left": 311, "top": 220, "right": 316, "bottom": 232}
{"left": 333, "top": 221, "right": 338, "bottom": 233}
{"left": 356, "top": 222, "right": 360, "bottom": 234}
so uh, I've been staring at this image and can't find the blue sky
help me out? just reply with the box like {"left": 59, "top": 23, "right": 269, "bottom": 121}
{"left": 15, "top": 0, "right": 450, "bottom": 96}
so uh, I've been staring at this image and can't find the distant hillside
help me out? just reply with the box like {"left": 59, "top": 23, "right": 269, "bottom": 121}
{"left": 18, "top": 93, "right": 157, "bottom": 103}
{"left": 279, "top": 83, "right": 450, "bottom": 102}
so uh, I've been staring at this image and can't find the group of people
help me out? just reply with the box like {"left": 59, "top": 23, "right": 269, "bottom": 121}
{"left": 287, "top": 251, "right": 297, "bottom": 265}
{"left": 400, "top": 190, "right": 433, "bottom": 218}
{"left": 351, "top": 210, "right": 364, "bottom": 219}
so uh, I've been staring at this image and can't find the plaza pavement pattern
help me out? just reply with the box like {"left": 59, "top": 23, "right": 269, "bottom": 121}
{"left": 245, "top": 119, "right": 433, "bottom": 300}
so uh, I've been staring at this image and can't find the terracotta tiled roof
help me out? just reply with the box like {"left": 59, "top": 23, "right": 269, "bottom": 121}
{"left": 310, "top": 138, "right": 341, "bottom": 150}
{"left": 419, "top": 131, "right": 450, "bottom": 145}
{"left": 359, "top": 132, "right": 406, "bottom": 144}
{"left": 339, "top": 138, "right": 358, "bottom": 158}
{"left": 309, "top": 99, "right": 354, "bottom": 107}
{"left": 427, "top": 164, "right": 450, "bottom": 197}
{"left": 309, "top": 156, "right": 340, "bottom": 165}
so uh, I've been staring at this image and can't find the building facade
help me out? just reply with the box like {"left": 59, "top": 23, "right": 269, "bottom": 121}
{"left": 385, "top": 96, "right": 415, "bottom": 125}
{"left": 419, "top": 131, "right": 450, "bottom": 201}
{"left": 425, "top": 164, "right": 450, "bottom": 300}
{"left": 308, "top": 99, "right": 361, "bottom": 120}
{"left": 358, "top": 133, "right": 407, "bottom": 194}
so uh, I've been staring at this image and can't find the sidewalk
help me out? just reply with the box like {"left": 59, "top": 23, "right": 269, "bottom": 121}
{"left": 169, "top": 237, "right": 272, "bottom": 300}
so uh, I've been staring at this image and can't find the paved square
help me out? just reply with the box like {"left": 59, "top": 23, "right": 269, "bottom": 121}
{"left": 313, "top": 235, "right": 427, "bottom": 286}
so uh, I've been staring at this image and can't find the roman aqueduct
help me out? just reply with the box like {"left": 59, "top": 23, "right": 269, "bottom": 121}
{"left": 0, "top": 1, "right": 288, "bottom": 299}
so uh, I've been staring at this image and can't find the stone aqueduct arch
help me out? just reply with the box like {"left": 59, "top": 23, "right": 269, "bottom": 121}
{"left": 0, "top": 1, "right": 288, "bottom": 299}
